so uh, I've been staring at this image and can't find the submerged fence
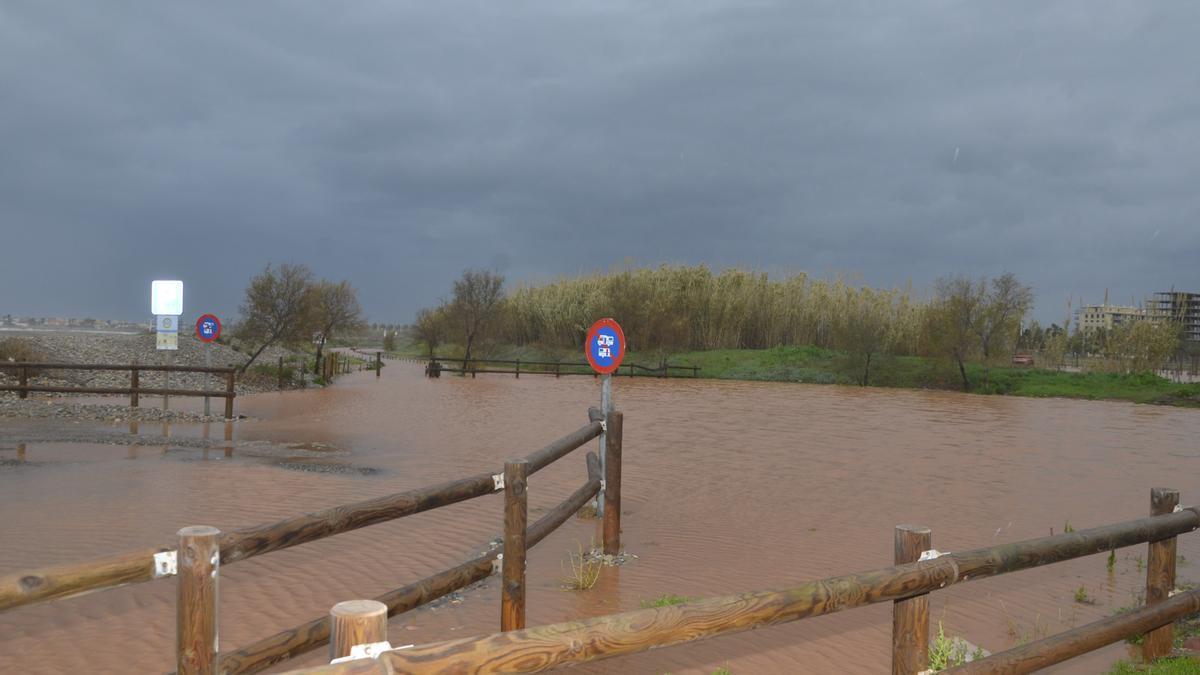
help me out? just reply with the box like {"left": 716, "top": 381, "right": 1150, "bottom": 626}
{"left": 0, "top": 362, "right": 237, "bottom": 418}
{"left": 0, "top": 407, "right": 622, "bottom": 675}
{"left": 286, "top": 489, "right": 1200, "bottom": 675}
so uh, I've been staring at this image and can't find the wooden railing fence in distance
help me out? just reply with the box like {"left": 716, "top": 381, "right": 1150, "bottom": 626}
{"left": 287, "top": 490, "right": 1199, "bottom": 675}
{"left": 0, "top": 362, "right": 237, "bottom": 419}
{"left": 418, "top": 355, "right": 700, "bottom": 379}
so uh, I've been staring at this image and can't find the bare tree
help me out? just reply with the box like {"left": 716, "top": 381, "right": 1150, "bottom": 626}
{"left": 310, "top": 280, "right": 367, "bottom": 374}
{"left": 413, "top": 305, "right": 448, "bottom": 358}
{"left": 235, "top": 263, "right": 316, "bottom": 372}
{"left": 449, "top": 269, "right": 505, "bottom": 367}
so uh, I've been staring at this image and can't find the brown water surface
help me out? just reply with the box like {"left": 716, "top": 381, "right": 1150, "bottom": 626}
{"left": 2, "top": 365, "right": 1199, "bottom": 673}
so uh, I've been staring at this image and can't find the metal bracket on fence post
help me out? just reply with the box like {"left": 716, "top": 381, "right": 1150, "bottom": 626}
{"left": 153, "top": 550, "right": 178, "bottom": 577}
{"left": 918, "top": 549, "right": 948, "bottom": 562}
{"left": 492, "top": 473, "right": 505, "bottom": 491}
{"left": 330, "top": 642, "right": 411, "bottom": 664}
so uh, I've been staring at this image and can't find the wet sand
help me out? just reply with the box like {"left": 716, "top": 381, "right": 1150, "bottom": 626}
{"left": 1, "top": 364, "right": 1198, "bottom": 673}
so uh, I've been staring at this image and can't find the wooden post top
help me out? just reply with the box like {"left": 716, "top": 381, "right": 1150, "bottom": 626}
{"left": 178, "top": 525, "right": 220, "bottom": 538}
{"left": 331, "top": 599, "right": 388, "bottom": 620}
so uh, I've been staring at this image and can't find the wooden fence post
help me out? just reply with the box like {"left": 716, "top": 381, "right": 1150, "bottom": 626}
{"left": 892, "top": 524, "right": 931, "bottom": 675}
{"left": 375, "top": 351, "right": 381, "bottom": 377}
{"left": 1144, "top": 487, "right": 1180, "bottom": 661}
{"left": 555, "top": 363, "right": 561, "bottom": 378}
{"left": 278, "top": 356, "right": 284, "bottom": 390}
{"left": 18, "top": 366, "right": 27, "bottom": 399}
{"left": 177, "top": 525, "right": 220, "bottom": 675}
{"left": 502, "top": 459, "right": 529, "bottom": 631}
{"left": 515, "top": 359, "right": 520, "bottom": 379}
{"left": 329, "top": 599, "right": 388, "bottom": 661}
{"left": 224, "top": 370, "right": 235, "bottom": 420}
{"left": 131, "top": 368, "right": 139, "bottom": 407}
{"left": 603, "top": 411, "right": 624, "bottom": 555}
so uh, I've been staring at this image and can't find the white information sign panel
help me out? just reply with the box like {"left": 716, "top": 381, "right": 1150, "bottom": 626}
{"left": 151, "top": 280, "right": 184, "bottom": 316}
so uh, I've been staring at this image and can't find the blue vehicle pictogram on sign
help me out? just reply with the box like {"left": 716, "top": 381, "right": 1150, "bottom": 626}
{"left": 585, "top": 318, "right": 625, "bottom": 375}
{"left": 195, "top": 314, "right": 222, "bottom": 343}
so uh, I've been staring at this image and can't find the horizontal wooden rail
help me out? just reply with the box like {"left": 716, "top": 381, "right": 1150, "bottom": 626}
{"left": 946, "top": 588, "right": 1200, "bottom": 674}
{"left": 0, "top": 362, "right": 235, "bottom": 374}
{"left": 285, "top": 507, "right": 1200, "bottom": 674}
{"left": 220, "top": 452, "right": 601, "bottom": 675}
{"left": 0, "top": 419, "right": 602, "bottom": 613}
{"left": 422, "top": 356, "right": 698, "bottom": 373}
{"left": 0, "top": 385, "right": 232, "bottom": 398}
{"left": 525, "top": 422, "right": 602, "bottom": 474}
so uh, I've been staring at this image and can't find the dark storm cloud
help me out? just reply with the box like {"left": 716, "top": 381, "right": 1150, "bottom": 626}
{"left": 2, "top": 1, "right": 1198, "bottom": 325}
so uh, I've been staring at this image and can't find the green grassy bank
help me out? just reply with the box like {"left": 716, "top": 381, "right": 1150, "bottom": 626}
{"left": 396, "top": 341, "right": 1200, "bottom": 408}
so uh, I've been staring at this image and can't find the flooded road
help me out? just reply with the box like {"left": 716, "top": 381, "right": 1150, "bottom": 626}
{"left": 2, "top": 363, "right": 1199, "bottom": 673}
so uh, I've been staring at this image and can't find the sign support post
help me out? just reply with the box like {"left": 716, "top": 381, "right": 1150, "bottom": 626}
{"left": 152, "top": 281, "right": 185, "bottom": 412}
{"left": 195, "top": 314, "right": 223, "bottom": 418}
{"left": 585, "top": 318, "right": 626, "bottom": 519}
{"left": 599, "top": 373, "right": 612, "bottom": 517}
{"left": 203, "top": 346, "right": 211, "bottom": 417}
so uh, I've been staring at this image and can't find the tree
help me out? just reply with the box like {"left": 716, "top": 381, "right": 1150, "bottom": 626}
{"left": 449, "top": 270, "right": 505, "bottom": 367}
{"left": 927, "top": 273, "right": 1033, "bottom": 391}
{"left": 833, "top": 287, "right": 895, "bottom": 386}
{"left": 928, "top": 275, "right": 986, "bottom": 391}
{"left": 235, "top": 263, "right": 316, "bottom": 372}
{"left": 310, "top": 280, "right": 367, "bottom": 374}
{"left": 382, "top": 329, "right": 397, "bottom": 352}
{"left": 974, "top": 272, "right": 1034, "bottom": 388}
{"left": 413, "top": 306, "right": 448, "bottom": 358}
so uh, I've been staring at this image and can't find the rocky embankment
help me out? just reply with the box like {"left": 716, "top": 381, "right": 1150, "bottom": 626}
{"left": 1, "top": 331, "right": 302, "bottom": 421}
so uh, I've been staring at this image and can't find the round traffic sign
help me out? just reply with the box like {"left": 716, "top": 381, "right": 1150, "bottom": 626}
{"left": 196, "top": 314, "right": 222, "bottom": 343}
{"left": 585, "top": 318, "right": 625, "bottom": 375}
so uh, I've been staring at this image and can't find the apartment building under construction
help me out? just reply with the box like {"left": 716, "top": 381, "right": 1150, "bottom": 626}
{"left": 1147, "top": 291, "right": 1200, "bottom": 344}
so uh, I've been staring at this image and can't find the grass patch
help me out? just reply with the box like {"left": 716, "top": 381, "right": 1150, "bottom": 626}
{"left": 1107, "top": 657, "right": 1200, "bottom": 674}
{"left": 640, "top": 594, "right": 692, "bottom": 608}
{"left": 423, "top": 341, "right": 1200, "bottom": 408}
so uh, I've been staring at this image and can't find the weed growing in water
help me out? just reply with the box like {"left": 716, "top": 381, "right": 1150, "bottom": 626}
{"left": 560, "top": 541, "right": 602, "bottom": 591}
{"left": 640, "top": 594, "right": 692, "bottom": 608}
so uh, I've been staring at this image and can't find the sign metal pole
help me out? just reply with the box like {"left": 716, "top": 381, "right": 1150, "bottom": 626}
{"left": 203, "top": 345, "right": 211, "bottom": 417}
{"left": 598, "top": 373, "right": 612, "bottom": 517}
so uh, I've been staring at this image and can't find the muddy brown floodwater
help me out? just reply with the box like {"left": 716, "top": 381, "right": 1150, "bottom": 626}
{"left": 2, "top": 363, "right": 1199, "bottom": 674}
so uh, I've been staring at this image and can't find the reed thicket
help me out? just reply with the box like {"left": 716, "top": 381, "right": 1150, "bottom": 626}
{"left": 487, "top": 265, "right": 928, "bottom": 357}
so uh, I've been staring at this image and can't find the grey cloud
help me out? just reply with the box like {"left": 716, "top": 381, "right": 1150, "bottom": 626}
{"left": 1, "top": 1, "right": 1198, "bottom": 326}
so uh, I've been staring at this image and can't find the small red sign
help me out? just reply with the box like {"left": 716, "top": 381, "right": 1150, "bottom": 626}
{"left": 585, "top": 318, "right": 625, "bottom": 375}
{"left": 195, "top": 314, "right": 222, "bottom": 343}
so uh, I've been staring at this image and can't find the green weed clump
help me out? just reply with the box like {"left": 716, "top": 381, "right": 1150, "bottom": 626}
{"left": 928, "top": 622, "right": 985, "bottom": 670}
{"left": 640, "top": 594, "right": 692, "bottom": 608}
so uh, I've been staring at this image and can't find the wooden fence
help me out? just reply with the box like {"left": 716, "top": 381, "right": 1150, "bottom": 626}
{"left": 318, "top": 351, "right": 383, "bottom": 381}
{"left": 284, "top": 489, "right": 1200, "bottom": 675}
{"left": 0, "top": 362, "right": 237, "bottom": 419}
{"left": 0, "top": 407, "right": 620, "bottom": 675}
{"left": 408, "top": 355, "right": 699, "bottom": 379}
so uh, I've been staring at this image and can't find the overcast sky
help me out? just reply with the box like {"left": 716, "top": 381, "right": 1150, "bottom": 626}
{"left": 2, "top": 1, "right": 1198, "bottom": 326}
